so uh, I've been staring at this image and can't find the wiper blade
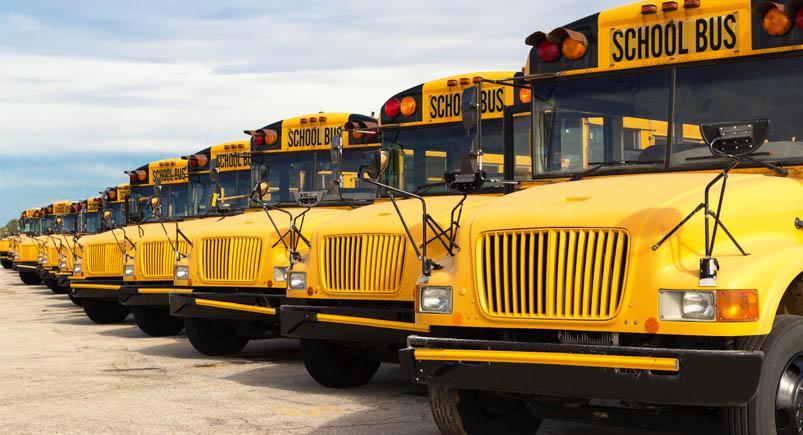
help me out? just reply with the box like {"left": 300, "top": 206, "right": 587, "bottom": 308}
{"left": 570, "top": 160, "right": 664, "bottom": 181}
{"left": 413, "top": 182, "right": 446, "bottom": 195}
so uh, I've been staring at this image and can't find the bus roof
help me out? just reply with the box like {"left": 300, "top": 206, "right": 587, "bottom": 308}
{"left": 126, "top": 157, "right": 188, "bottom": 188}
{"left": 525, "top": 0, "right": 803, "bottom": 78}
{"left": 245, "top": 112, "right": 380, "bottom": 154}
{"left": 379, "top": 71, "right": 520, "bottom": 128}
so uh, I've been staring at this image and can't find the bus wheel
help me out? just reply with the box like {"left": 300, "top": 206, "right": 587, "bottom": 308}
{"left": 185, "top": 317, "right": 248, "bottom": 356}
{"left": 45, "top": 279, "right": 60, "bottom": 293}
{"left": 300, "top": 339, "right": 380, "bottom": 388}
{"left": 1, "top": 259, "right": 12, "bottom": 269}
{"left": 19, "top": 272, "right": 42, "bottom": 285}
{"left": 429, "top": 385, "right": 542, "bottom": 435}
{"left": 132, "top": 306, "right": 184, "bottom": 337}
{"left": 68, "top": 294, "right": 82, "bottom": 307}
{"left": 82, "top": 298, "right": 130, "bottom": 324}
{"left": 723, "top": 315, "right": 803, "bottom": 434}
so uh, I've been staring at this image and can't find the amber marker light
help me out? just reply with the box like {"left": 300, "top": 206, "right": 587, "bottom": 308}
{"left": 662, "top": 1, "right": 678, "bottom": 11}
{"left": 400, "top": 96, "right": 417, "bottom": 117}
{"left": 684, "top": 0, "right": 700, "bottom": 8}
{"left": 717, "top": 290, "right": 759, "bottom": 322}
{"left": 519, "top": 87, "right": 532, "bottom": 104}
{"left": 264, "top": 129, "right": 278, "bottom": 145}
{"left": 459, "top": 77, "right": 471, "bottom": 85}
{"left": 641, "top": 4, "right": 658, "bottom": 14}
{"left": 756, "top": 2, "right": 793, "bottom": 36}
{"left": 446, "top": 79, "right": 458, "bottom": 87}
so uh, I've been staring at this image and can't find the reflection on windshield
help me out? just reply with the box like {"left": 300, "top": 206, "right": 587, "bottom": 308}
{"left": 189, "top": 173, "right": 215, "bottom": 215}
{"left": 532, "top": 54, "right": 803, "bottom": 176}
{"left": 84, "top": 213, "right": 101, "bottom": 234}
{"left": 382, "top": 118, "right": 532, "bottom": 193}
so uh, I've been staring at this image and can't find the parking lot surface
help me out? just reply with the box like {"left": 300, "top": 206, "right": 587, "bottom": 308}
{"left": 0, "top": 270, "right": 680, "bottom": 434}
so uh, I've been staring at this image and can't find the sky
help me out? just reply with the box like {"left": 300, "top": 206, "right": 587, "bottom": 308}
{"left": 0, "top": 0, "right": 623, "bottom": 224}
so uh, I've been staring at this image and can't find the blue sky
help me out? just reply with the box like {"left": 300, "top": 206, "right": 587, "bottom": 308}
{"left": 0, "top": 0, "right": 622, "bottom": 223}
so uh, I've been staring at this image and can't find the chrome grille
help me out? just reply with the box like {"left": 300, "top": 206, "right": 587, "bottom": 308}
{"left": 321, "top": 234, "right": 406, "bottom": 294}
{"left": 477, "top": 228, "right": 629, "bottom": 320}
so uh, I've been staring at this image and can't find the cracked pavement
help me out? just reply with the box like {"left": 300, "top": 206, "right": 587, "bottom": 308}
{"left": 0, "top": 270, "right": 677, "bottom": 434}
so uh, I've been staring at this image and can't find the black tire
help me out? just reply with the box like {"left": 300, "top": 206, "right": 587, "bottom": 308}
{"left": 68, "top": 294, "right": 83, "bottom": 307}
{"left": 1, "top": 259, "right": 12, "bottom": 269}
{"left": 82, "top": 298, "right": 130, "bottom": 324}
{"left": 19, "top": 272, "right": 42, "bottom": 285}
{"left": 300, "top": 339, "right": 381, "bottom": 388}
{"left": 723, "top": 315, "right": 803, "bottom": 434}
{"left": 45, "top": 279, "right": 60, "bottom": 294}
{"left": 185, "top": 317, "right": 248, "bottom": 356}
{"left": 429, "top": 385, "right": 543, "bottom": 435}
{"left": 132, "top": 306, "right": 184, "bottom": 337}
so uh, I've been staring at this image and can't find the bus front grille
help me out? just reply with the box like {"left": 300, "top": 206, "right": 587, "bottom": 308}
{"left": 140, "top": 241, "right": 189, "bottom": 280}
{"left": 477, "top": 228, "right": 629, "bottom": 320}
{"left": 198, "top": 237, "right": 262, "bottom": 283}
{"left": 321, "top": 234, "right": 406, "bottom": 294}
{"left": 85, "top": 243, "right": 124, "bottom": 276}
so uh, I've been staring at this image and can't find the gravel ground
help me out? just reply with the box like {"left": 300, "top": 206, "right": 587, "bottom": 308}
{"left": 0, "top": 269, "right": 681, "bottom": 434}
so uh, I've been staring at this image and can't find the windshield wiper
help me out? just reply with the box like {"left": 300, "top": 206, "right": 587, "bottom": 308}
{"left": 570, "top": 160, "right": 665, "bottom": 181}
{"left": 413, "top": 182, "right": 447, "bottom": 195}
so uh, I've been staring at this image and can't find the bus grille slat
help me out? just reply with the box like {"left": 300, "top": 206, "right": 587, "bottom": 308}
{"left": 321, "top": 234, "right": 406, "bottom": 294}
{"left": 85, "top": 243, "right": 123, "bottom": 276}
{"left": 476, "top": 228, "right": 629, "bottom": 321}
{"left": 198, "top": 237, "right": 262, "bottom": 283}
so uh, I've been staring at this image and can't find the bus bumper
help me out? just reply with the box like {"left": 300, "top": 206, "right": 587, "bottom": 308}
{"left": 55, "top": 273, "right": 72, "bottom": 289}
{"left": 400, "top": 336, "right": 763, "bottom": 407}
{"left": 70, "top": 280, "right": 124, "bottom": 299}
{"left": 281, "top": 305, "right": 428, "bottom": 345}
{"left": 14, "top": 261, "right": 38, "bottom": 272}
{"left": 119, "top": 283, "right": 192, "bottom": 306}
{"left": 169, "top": 292, "right": 280, "bottom": 322}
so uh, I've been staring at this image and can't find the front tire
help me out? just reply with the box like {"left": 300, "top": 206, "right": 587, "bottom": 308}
{"left": 19, "top": 271, "right": 42, "bottom": 285}
{"left": 185, "top": 317, "right": 248, "bottom": 356}
{"left": 45, "top": 279, "right": 60, "bottom": 294}
{"left": 723, "top": 315, "right": 803, "bottom": 434}
{"left": 1, "top": 259, "right": 12, "bottom": 269}
{"left": 68, "top": 294, "right": 82, "bottom": 307}
{"left": 429, "top": 385, "right": 543, "bottom": 435}
{"left": 300, "top": 339, "right": 380, "bottom": 388}
{"left": 132, "top": 306, "right": 184, "bottom": 337}
{"left": 82, "top": 298, "right": 130, "bottom": 324}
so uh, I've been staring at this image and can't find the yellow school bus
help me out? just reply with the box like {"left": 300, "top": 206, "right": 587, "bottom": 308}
{"left": 169, "top": 112, "right": 380, "bottom": 356}
{"left": 0, "top": 229, "right": 15, "bottom": 269}
{"left": 401, "top": 1, "right": 803, "bottom": 433}
{"left": 269, "top": 72, "right": 536, "bottom": 389}
{"left": 118, "top": 140, "right": 253, "bottom": 337}
{"left": 37, "top": 200, "right": 80, "bottom": 294}
{"left": 53, "top": 196, "right": 107, "bottom": 306}
{"left": 14, "top": 208, "right": 46, "bottom": 285}
{"left": 70, "top": 159, "right": 189, "bottom": 324}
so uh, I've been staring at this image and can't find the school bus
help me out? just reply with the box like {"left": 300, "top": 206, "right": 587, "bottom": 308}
{"left": 0, "top": 234, "right": 13, "bottom": 269}
{"left": 70, "top": 159, "right": 190, "bottom": 325}
{"left": 401, "top": 1, "right": 803, "bottom": 433}
{"left": 13, "top": 208, "right": 46, "bottom": 285}
{"left": 53, "top": 196, "right": 107, "bottom": 306}
{"left": 37, "top": 201, "right": 80, "bottom": 294}
{"left": 118, "top": 140, "right": 253, "bottom": 337}
{"left": 260, "top": 72, "right": 536, "bottom": 389}
{"left": 169, "top": 112, "right": 380, "bottom": 356}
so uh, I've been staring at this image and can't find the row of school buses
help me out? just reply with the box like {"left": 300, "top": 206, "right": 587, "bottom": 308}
{"left": 3, "top": 1, "right": 803, "bottom": 433}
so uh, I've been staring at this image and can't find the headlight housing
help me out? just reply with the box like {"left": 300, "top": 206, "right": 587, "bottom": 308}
{"left": 419, "top": 286, "right": 453, "bottom": 314}
{"left": 123, "top": 264, "right": 135, "bottom": 278}
{"left": 288, "top": 272, "right": 306, "bottom": 290}
{"left": 73, "top": 263, "right": 82, "bottom": 275}
{"left": 38, "top": 254, "right": 45, "bottom": 263}
{"left": 174, "top": 265, "right": 189, "bottom": 281}
{"left": 659, "top": 290, "right": 758, "bottom": 322}
{"left": 273, "top": 267, "right": 287, "bottom": 283}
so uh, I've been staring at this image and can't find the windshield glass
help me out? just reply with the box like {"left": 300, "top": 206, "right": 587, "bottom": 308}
{"left": 531, "top": 54, "right": 803, "bottom": 177}
{"left": 255, "top": 149, "right": 375, "bottom": 204}
{"left": 189, "top": 172, "right": 215, "bottom": 215}
{"left": 129, "top": 186, "right": 151, "bottom": 223}
{"left": 382, "top": 118, "right": 531, "bottom": 193}
{"left": 20, "top": 219, "right": 35, "bottom": 234}
{"left": 109, "top": 203, "right": 125, "bottom": 228}
{"left": 60, "top": 214, "right": 77, "bottom": 233}
{"left": 42, "top": 216, "right": 55, "bottom": 233}
{"left": 217, "top": 170, "right": 251, "bottom": 210}
{"left": 84, "top": 212, "right": 101, "bottom": 234}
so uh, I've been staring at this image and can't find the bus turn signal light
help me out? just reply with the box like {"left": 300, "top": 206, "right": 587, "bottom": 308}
{"left": 561, "top": 34, "right": 587, "bottom": 60}
{"left": 756, "top": 2, "right": 793, "bottom": 36}
{"left": 384, "top": 98, "right": 401, "bottom": 118}
{"left": 400, "top": 96, "right": 417, "bottom": 116}
{"left": 519, "top": 87, "right": 532, "bottom": 104}
{"left": 264, "top": 129, "right": 278, "bottom": 145}
{"left": 717, "top": 290, "right": 759, "bottom": 322}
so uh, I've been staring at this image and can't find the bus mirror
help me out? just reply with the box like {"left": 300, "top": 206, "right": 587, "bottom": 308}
{"left": 256, "top": 181, "right": 271, "bottom": 201}
{"left": 209, "top": 159, "right": 219, "bottom": 182}
{"left": 701, "top": 120, "right": 769, "bottom": 158}
{"left": 461, "top": 86, "right": 479, "bottom": 130}
{"left": 102, "top": 210, "right": 112, "bottom": 222}
{"left": 330, "top": 135, "right": 343, "bottom": 165}
{"left": 359, "top": 150, "right": 390, "bottom": 181}
{"left": 149, "top": 196, "right": 161, "bottom": 214}
{"left": 55, "top": 217, "right": 63, "bottom": 227}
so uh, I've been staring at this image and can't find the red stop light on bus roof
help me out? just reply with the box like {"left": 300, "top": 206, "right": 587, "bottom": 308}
{"left": 537, "top": 39, "right": 561, "bottom": 63}
{"left": 384, "top": 98, "right": 401, "bottom": 118}
{"left": 797, "top": 7, "right": 803, "bottom": 29}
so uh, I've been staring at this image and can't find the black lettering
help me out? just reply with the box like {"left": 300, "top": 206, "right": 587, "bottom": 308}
{"left": 723, "top": 14, "right": 737, "bottom": 49}
{"left": 665, "top": 22, "right": 677, "bottom": 56}
{"left": 624, "top": 28, "right": 637, "bottom": 61}
{"left": 651, "top": 24, "right": 663, "bottom": 58}
{"left": 709, "top": 16, "right": 722, "bottom": 51}
{"left": 696, "top": 18, "right": 708, "bottom": 52}
{"left": 679, "top": 21, "right": 689, "bottom": 54}
{"left": 429, "top": 96, "right": 437, "bottom": 118}
{"left": 495, "top": 88, "right": 504, "bottom": 112}
{"left": 637, "top": 26, "right": 649, "bottom": 59}
{"left": 612, "top": 30, "right": 625, "bottom": 62}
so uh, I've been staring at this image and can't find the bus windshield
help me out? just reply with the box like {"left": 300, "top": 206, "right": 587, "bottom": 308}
{"left": 532, "top": 54, "right": 803, "bottom": 177}
{"left": 60, "top": 214, "right": 77, "bottom": 233}
{"left": 130, "top": 184, "right": 189, "bottom": 222}
{"left": 109, "top": 203, "right": 125, "bottom": 228}
{"left": 189, "top": 172, "right": 215, "bottom": 215}
{"left": 254, "top": 149, "right": 375, "bottom": 204}
{"left": 84, "top": 212, "right": 101, "bottom": 234}
{"left": 382, "top": 118, "right": 531, "bottom": 194}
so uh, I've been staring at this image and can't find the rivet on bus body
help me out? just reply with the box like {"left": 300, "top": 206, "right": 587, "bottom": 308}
{"left": 459, "top": 288, "right": 466, "bottom": 296}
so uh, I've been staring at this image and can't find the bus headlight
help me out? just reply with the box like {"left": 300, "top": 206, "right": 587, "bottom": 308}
{"left": 174, "top": 266, "right": 189, "bottom": 281}
{"left": 123, "top": 264, "right": 135, "bottom": 278}
{"left": 288, "top": 272, "right": 306, "bottom": 290}
{"left": 660, "top": 290, "right": 715, "bottom": 321}
{"left": 273, "top": 267, "right": 287, "bottom": 283}
{"left": 420, "top": 286, "right": 452, "bottom": 314}
{"left": 73, "top": 263, "right": 82, "bottom": 275}
{"left": 38, "top": 254, "right": 45, "bottom": 263}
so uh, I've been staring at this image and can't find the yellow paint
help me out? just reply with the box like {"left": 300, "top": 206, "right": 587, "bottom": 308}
{"left": 137, "top": 288, "right": 192, "bottom": 294}
{"left": 70, "top": 283, "right": 121, "bottom": 291}
{"left": 414, "top": 348, "right": 679, "bottom": 371}
{"left": 317, "top": 313, "right": 430, "bottom": 333}
{"left": 194, "top": 298, "right": 276, "bottom": 316}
